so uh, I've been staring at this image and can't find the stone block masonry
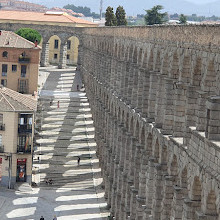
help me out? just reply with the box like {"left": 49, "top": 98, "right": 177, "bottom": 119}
{"left": 80, "top": 25, "right": 220, "bottom": 219}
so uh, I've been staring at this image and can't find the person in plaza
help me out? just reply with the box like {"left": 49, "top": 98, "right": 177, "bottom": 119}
{"left": 57, "top": 100, "right": 59, "bottom": 108}
{"left": 40, "top": 216, "right": 44, "bottom": 220}
{"left": 53, "top": 215, "right": 57, "bottom": 220}
{"left": 77, "top": 84, "right": 79, "bottom": 91}
{"left": 77, "top": 156, "right": 81, "bottom": 166}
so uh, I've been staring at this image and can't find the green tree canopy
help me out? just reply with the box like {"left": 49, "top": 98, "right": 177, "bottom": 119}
{"left": 116, "top": 5, "right": 127, "bottom": 26}
{"left": 144, "top": 5, "right": 167, "bottom": 25}
{"left": 179, "top": 14, "right": 187, "bottom": 24}
{"left": 16, "top": 28, "right": 41, "bottom": 43}
{"left": 105, "top": 6, "right": 117, "bottom": 26}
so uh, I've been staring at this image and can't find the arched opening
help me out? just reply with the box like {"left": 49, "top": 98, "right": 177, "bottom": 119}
{"left": 66, "top": 36, "right": 79, "bottom": 66}
{"left": 192, "top": 57, "right": 202, "bottom": 87}
{"left": 161, "top": 52, "right": 169, "bottom": 76}
{"left": 48, "top": 35, "right": 61, "bottom": 65}
{"left": 154, "top": 139, "right": 160, "bottom": 162}
{"left": 180, "top": 55, "right": 191, "bottom": 83}
{"left": 181, "top": 166, "right": 188, "bottom": 196}
{"left": 205, "top": 190, "right": 218, "bottom": 217}
{"left": 148, "top": 49, "right": 154, "bottom": 71}
{"left": 160, "top": 145, "right": 167, "bottom": 164}
{"left": 134, "top": 120, "right": 139, "bottom": 139}
{"left": 191, "top": 176, "right": 202, "bottom": 218}
{"left": 170, "top": 155, "right": 179, "bottom": 183}
{"left": 132, "top": 46, "right": 138, "bottom": 63}
{"left": 140, "top": 126, "right": 145, "bottom": 145}
{"left": 170, "top": 52, "right": 179, "bottom": 79}
{"left": 145, "top": 133, "right": 152, "bottom": 156}
{"left": 129, "top": 116, "right": 134, "bottom": 135}
{"left": 138, "top": 48, "right": 143, "bottom": 65}
{"left": 201, "top": 59, "right": 216, "bottom": 93}
{"left": 154, "top": 51, "right": 161, "bottom": 72}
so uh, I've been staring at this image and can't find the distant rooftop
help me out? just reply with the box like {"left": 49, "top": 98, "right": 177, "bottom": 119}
{"left": 0, "top": 30, "right": 41, "bottom": 49}
{"left": 0, "top": 10, "right": 97, "bottom": 25}
{"left": 0, "top": 86, "right": 37, "bottom": 112}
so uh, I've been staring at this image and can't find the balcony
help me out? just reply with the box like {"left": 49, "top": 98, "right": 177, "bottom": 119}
{"left": 17, "top": 145, "right": 31, "bottom": 153}
{"left": 18, "top": 124, "right": 32, "bottom": 133}
{"left": 0, "top": 124, "right": 5, "bottom": 131}
{"left": 0, "top": 145, "right": 4, "bottom": 153}
{"left": 18, "top": 57, "right": 30, "bottom": 63}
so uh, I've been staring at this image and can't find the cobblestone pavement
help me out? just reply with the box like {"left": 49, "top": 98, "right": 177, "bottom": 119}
{"left": 0, "top": 66, "right": 109, "bottom": 220}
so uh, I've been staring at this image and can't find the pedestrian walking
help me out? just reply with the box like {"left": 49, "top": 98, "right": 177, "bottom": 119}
{"left": 53, "top": 215, "right": 57, "bottom": 220}
{"left": 40, "top": 216, "right": 44, "bottom": 220}
{"left": 77, "top": 156, "right": 81, "bottom": 166}
{"left": 57, "top": 100, "right": 59, "bottom": 108}
{"left": 77, "top": 84, "right": 79, "bottom": 91}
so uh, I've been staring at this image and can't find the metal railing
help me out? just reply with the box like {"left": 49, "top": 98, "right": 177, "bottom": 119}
{"left": 18, "top": 124, "right": 32, "bottom": 133}
{"left": 18, "top": 57, "right": 30, "bottom": 63}
{"left": 17, "top": 145, "right": 31, "bottom": 153}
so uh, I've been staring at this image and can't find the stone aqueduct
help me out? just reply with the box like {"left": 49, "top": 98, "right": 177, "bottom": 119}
{"left": 1, "top": 23, "right": 220, "bottom": 219}
{"left": 80, "top": 26, "right": 220, "bottom": 220}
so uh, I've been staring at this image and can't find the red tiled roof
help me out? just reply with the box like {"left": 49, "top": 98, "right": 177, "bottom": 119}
{"left": 0, "top": 30, "right": 41, "bottom": 49}
{"left": 0, "top": 86, "right": 37, "bottom": 112}
{"left": 0, "top": 10, "right": 97, "bottom": 25}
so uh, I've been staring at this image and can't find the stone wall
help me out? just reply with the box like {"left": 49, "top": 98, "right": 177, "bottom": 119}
{"left": 80, "top": 25, "right": 220, "bottom": 220}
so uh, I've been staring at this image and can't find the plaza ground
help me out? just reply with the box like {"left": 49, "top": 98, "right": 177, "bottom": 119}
{"left": 0, "top": 66, "right": 109, "bottom": 220}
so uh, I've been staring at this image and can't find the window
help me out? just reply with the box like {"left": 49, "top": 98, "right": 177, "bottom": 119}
{"left": 54, "top": 39, "right": 59, "bottom": 49}
{"left": 67, "top": 54, "right": 70, "bottom": 60}
{"left": 67, "top": 40, "right": 71, "bottom": 50}
{"left": 21, "top": 65, "right": 27, "bottom": 77}
{"left": 2, "top": 64, "right": 7, "bottom": 76}
{"left": 19, "top": 80, "right": 27, "bottom": 94}
{"left": 1, "top": 79, "right": 7, "bottom": 86}
{"left": 12, "top": 65, "right": 17, "bottom": 72}
{"left": 2, "top": 51, "right": 8, "bottom": 58}
{"left": 54, "top": 54, "right": 58, "bottom": 59}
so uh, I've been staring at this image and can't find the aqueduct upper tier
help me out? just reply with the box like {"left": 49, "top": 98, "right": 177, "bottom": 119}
{"left": 80, "top": 25, "right": 220, "bottom": 220}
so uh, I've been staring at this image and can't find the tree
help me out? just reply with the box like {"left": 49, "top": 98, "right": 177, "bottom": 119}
{"left": 16, "top": 28, "right": 41, "bottom": 43}
{"left": 144, "top": 5, "right": 167, "bottom": 25}
{"left": 115, "top": 6, "right": 127, "bottom": 26}
{"left": 179, "top": 14, "right": 187, "bottom": 24}
{"left": 105, "top": 6, "right": 117, "bottom": 26}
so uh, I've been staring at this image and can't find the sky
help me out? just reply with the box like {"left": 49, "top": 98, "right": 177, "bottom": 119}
{"left": 28, "top": 0, "right": 220, "bottom": 16}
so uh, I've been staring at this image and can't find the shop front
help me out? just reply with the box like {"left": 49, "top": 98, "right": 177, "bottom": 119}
{"left": 16, "top": 158, "right": 27, "bottom": 182}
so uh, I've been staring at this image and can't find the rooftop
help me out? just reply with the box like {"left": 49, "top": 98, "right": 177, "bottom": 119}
{"left": 0, "top": 10, "right": 97, "bottom": 25}
{"left": 0, "top": 30, "right": 41, "bottom": 49}
{"left": 0, "top": 86, "right": 37, "bottom": 112}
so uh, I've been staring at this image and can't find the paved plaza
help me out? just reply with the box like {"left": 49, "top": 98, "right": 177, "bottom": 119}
{"left": 0, "top": 66, "right": 109, "bottom": 220}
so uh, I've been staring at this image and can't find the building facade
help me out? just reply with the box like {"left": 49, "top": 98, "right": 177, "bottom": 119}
{"left": 0, "top": 31, "right": 41, "bottom": 94}
{"left": 0, "top": 86, "right": 36, "bottom": 188}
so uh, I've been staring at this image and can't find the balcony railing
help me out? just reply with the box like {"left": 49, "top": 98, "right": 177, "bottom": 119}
{"left": 0, "top": 145, "right": 4, "bottom": 153}
{"left": 18, "top": 57, "right": 30, "bottom": 63}
{"left": 0, "top": 124, "right": 5, "bottom": 131}
{"left": 17, "top": 145, "right": 31, "bottom": 153}
{"left": 18, "top": 124, "right": 32, "bottom": 133}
